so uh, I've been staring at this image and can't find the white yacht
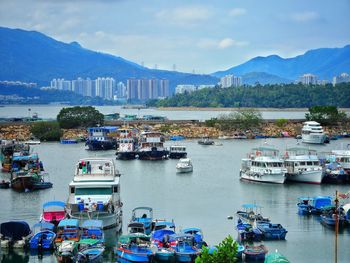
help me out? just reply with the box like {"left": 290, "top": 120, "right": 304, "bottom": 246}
{"left": 66, "top": 158, "right": 123, "bottom": 231}
{"left": 301, "top": 121, "right": 326, "bottom": 144}
{"left": 240, "top": 146, "right": 287, "bottom": 184}
{"left": 176, "top": 158, "right": 193, "bottom": 173}
{"left": 284, "top": 147, "right": 324, "bottom": 184}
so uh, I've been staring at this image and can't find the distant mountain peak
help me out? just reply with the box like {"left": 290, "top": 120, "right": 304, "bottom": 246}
{"left": 69, "top": 41, "right": 82, "bottom": 48}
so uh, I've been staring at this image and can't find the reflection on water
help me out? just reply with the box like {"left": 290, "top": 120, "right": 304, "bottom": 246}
{"left": 1, "top": 138, "right": 350, "bottom": 262}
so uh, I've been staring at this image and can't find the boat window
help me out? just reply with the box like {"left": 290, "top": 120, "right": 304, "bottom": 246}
{"left": 113, "top": 185, "right": 119, "bottom": 193}
{"left": 294, "top": 162, "right": 299, "bottom": 167}
{"left": 307, "top": 161, "right": 313, "bottom": 166}
{"left": 70, "top": 187, "right": 75, "bottom": 194}
{"left": 300, "top": 162, "right": 306, "bottom": 166}
{"left": 313, "top": 161, "right": 319, "bottom": 165}
{"left": 75, "top": 188, "right": 112, "bottom": 195}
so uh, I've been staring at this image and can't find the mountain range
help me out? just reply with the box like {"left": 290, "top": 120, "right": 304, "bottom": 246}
{"left": 213, "top": 45, "right": 350, "bottom": 81}
{"left": 0, "top": 26, "right": 349, "bottom": 89}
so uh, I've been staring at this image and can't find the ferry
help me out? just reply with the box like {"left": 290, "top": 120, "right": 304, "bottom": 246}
{"left": 284, "top": 147, "right": 324, "bottom": 184}
{"left": 65, "top": 158, "right": 123, "bottom": 231}
{"left": 137, "top": 131, "right": 169, "bottom": 160}
{"left": 240, "top": 146, "right": 287, "bottom": 184}
{"left": 116, "top": 128, "right": 137, "bottom": 160}
{"left": 301, "top": 121, "right": 326, "bottom": 144}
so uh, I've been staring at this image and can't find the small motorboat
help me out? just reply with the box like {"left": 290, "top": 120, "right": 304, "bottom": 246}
{"left": 151, "top": 221, "right": 176, "bottom": 261}
{"left": 320, "top": 207, "right": 347, "bottom": 228}
{"left": 76, "top": 246, "right": 105, "bottom": 263}
{"left": 80, "top": 220, "right": 104, "bottom": 246}
{"left": 176, "top": 158, "right": 193, "bottom": 173}
{"left": 169, "top": 234, "right": 200, "bottom": 263}
{"left": 198, "top": 137, "right": 214, "bottom": 145}
{"left": 236, "top": 220, "right": 263, "bottom": 242}
{"left": 297, "top": 196, "right": 332, "bottom": 215}
{"left": 0, "top": 180, "right": 10, "bottom": 189}
{"left": 243, "top": 244, "right": 268, "bottom": 261}
{"left": 115, "top": 233, "right": 155, "bottom": 262}
{"left": 130, "top": 207, "right": 153, "bottom": 235}
{"left": 181, "top": 228, "right": 207, "bottom": 248}
{"left": 41, "top": 201, "right": 66, "bottom": 226}
{"left": 54, "top": 219, "right": 80, "bottom": 245}
{"left": 256, "top": 222, "right": 288, "bottom": 240}
{"left": 56, "top": 240, "right": 78, "bottom": 263}
{"left": 0, "top": 221, "right": 32, "bottom": 248}
{"left": 236, "top": 204, "right": 270, "bottom": 224}
{"left": 29, "top": 222, "right": 56, "bottom": 250}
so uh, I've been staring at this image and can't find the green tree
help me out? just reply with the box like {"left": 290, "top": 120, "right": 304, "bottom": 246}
{"left": 305, "top": 106, "right": 347, "bottom": 125}
{"left": 57, "top": 106, "right": 104, "bottom": 129}
{"left": 195, "top": 235, "right": 238, "bottom": 263}
{"left": 275, "top": 118, "right": 288, "bottom": 128}
{"left": 30, "top": 121, "right": 62, "bottom": 141}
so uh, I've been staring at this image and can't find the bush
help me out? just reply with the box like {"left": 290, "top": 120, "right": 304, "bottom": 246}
{"left": 305, "top": 105, "right": 347, "bottom": 126}
{"left": 31, "top": 121, "right": 62, "bottom": 141}
{"left": 215, "top": 109, "right": 263, "bottom": 131}
{"left": 195, "top": 235, "right": 238, "bottom": 263}
{"left": 57, "top": 106, "right": 104, "bottom": 129}
{"left": 275, "top": 118, "right": 288, "bottom": 128}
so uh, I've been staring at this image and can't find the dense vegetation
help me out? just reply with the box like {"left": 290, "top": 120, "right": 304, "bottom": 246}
{"left": 30, "top": 121, "right": 62, "bottom": 141}
{"left": 305, "top": 106, "right": 348, "bottom": 125}
{"left": 57, "top": 106, "right": 104, "bottom": 129}
{"left": 195, "top": 235, "right": 238, "bottom": 263}
{"left": 147, "top": 83, "right": 350, "bottom": 108}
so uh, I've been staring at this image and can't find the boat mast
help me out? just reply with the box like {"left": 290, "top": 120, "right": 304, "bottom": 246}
{"left": 334, "top": 190, "right": 339, "bottom": 263}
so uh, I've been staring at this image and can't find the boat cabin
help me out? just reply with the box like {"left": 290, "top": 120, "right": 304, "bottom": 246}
{"left": 87, "top": 126, "right": 118, "bottom": 141}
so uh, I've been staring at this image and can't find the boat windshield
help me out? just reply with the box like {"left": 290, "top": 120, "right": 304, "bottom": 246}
{"left": 75, "top": 187, "right": 112, "bottom": 195}
{"left": 266, "top": 162, "right": 283, "bottom": 167}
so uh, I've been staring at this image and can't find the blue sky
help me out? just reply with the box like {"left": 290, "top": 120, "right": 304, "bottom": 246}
{"left": 1, "top": 0, "right": 349, "bottom": 73}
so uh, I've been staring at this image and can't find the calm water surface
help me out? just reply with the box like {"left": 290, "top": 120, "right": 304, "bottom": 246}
{"left": 1, "top": 138, "right": 350, "bottom": 262}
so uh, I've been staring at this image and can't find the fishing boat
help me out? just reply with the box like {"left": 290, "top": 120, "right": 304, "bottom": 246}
{"left": 284, "top": 147, "right": 324, "bottom": 184}
{"left": 176, "top": 158, "right": 193, "bottom": 173}
{"left": 181, "top": 228, "right": 207, "bottom": 249}
{"left": 65, "top": 158, "right": 123, "bottom": 231}
{"left": 243, "top": 244, "right": 268, "bottom": 261}
{"left": 80, "top": 220, "right": 104, "bottom": 247}
{"left": 256, "top": 222, "right": 288, "bottom": 240}
{"left": 76, "top": 246, "right": 105, "bottom": 262}
{"left": 236, "top": 204, "right": 270, "bottom": 224}
{"left": 29, "top": 222, "right": 56, "bottom": 250}
{"left": 41, "top": 201, "right": 66, "bottom": 226}
{"left": 130, "top": 207, "right": 153, "bottom": 235}
{"left": 85, "top": 126, "right": 118, "bottom": 151}
{"left": 240, "top": 146, "right": 287, "bottom": 184}
{"left": 56, "top": 240, "right": 79, "bottom": 263}
{"left": 236, "top": 219, "right": 263, "bottom": 242}
{"left": 116, "top": 137, "right": 137, "bottom": 160}
{"left": 331, "top": 149, "right": 350, "bottom": 173}
{"left": 0, "top": 180, "right": 10, "bottom": 188}
{"left": 137, "top": 131, "right": 169, "bottom": 160}
{"left": 320, "top": 206, "right": 347, "bottom": 228}
{"left": 168, "top": 145, "right": 187, "bottom": 159}
{"left": 54, "top": 219, "right": 80, "bottom": 246}
{"left": 169, "top": 234, "right": 200, "bottom": 262}
{"left": 11, "top": 170, "right": 44, "bottom": 192}
{"left": 0, "top": 221, "right": 32, "bottom": 248}
{"left": 301, "top": 121, "right": 326, "bottom": 144}
{"left": 322, "top": 161, "right": 348, "bottom": 184}
{"left": 151, "top": 221, "right": 176, "bottom": 261}
{"left": 115, "top": 233, "right": 155, "bottom": 262}
{"left": 198, "top": 137, "right": 214, "bottom": 145}
{"left": 297, "top": 196, "right": 332, "bottom": 215}
{"left": 0, "top": 140, "right": 30, "bottom": 172}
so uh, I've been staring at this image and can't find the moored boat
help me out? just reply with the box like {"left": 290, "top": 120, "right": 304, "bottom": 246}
{"left": 168, "top": 145, "right": 187, "bottom": 159}
{"left": 240, "top": 146, "right": 287, "bottom": 184}
{"left": 181, "top": 228, "right": 207, "bottom": 249}
{"left": 56, "top": 240, "right": 78, "bottom": 263}
{"left": 65, "top": 158, "right": 123, "bottom": 231}
{"left": 236, "top": 219, "right": 263, "bottom": 242}
{"left": 0, "top": 221, "right": 32, "bottom": 248}
{"left": 29, "top": 222, "right": 56, "bottom": 250}
{"left": 54, "top": 219, "right": 80, "bottom": 245}
{"left": 85, "top": 127, "right": 117, "bottom": 151}
{"left": 243, "top": 244, "right": 268, "bottom": 261}
{"left": 137, "top": 131, "right": 168, "bottom": 160}
{"left": 256, "top": 222, "right": 288, "bottom": 240}
{"left": 296, "top": 196, "right": 332, "bottom": 215}
{"left": 301, "top": 121, "right": 326, "bottom": 144}
{"left": 264, "top": 251, "right": 290, "bottom": 263}
{"left": 236, "top": 204, "right": 270, "bottom": 224}
{"left": 116, "top": 137, "right": 137, "bottom": 160}
{"left": 176, "top": 158, "right": 193, "bottom": 173}
{"left": 169, "top": 234, "right": 200, "bottom": 263}
{"left": 76, "top": 246, "right": 105, "bottom": 262}
{"left": 130, "top": 207, "right": 153, "bottom": 235}
{"left": 60, "top": 139, "right": 78, "bottom": 144}
{"left": 284, "top": 147, "right": 324, "bottom": 184}
{"left": 41, "top": 201, "right": 66, "bottom": 226}
{"left": 198, "top": 137, "right": 214, "bottom": 145}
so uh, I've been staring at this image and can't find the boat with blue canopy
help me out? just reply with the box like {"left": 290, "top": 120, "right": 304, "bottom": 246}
{"left": 130, "top": 207, "right": 153, "bottom": 235}
{"left": 151, "top": 221, "right": 176, "bottom": 261}
{"left": 41, "top": 201, "right": 66, "bottom": 226}
{"left": 0, "top": 221, "right": 32, "bottom": 248}
{"left": 85, "top": 126, "right": 118, "bottom": 151}
{"left": 181, "top": 228, "right": 207, "bottom": 249}
{"left": 55, "top": 219, "right": 80, "bottom": 245}
{"left": 76, "top": 246, "right": 105, "bottom": 262}
{"left": 297, "top": 196, "right": 332, "bottom": 215}
{"left": 80, "top": 220, "right": 104, "bottom": 246}
{"left": 256, "top": 222, "right": 288, "bottom": 240}
{"left": 236, "top": 204, "right": 270, "bottom": 224}
{"left": 168, "top": 234, "right": 200, "bottom": 262}
{"left": 115, "top": 233, "right": 155, "bottom": 262}
{"left": 236, "top": 219, "right": 263, "bottom": 242}
{"left": 29, "top": 222, "right": 56, "bottom": 250}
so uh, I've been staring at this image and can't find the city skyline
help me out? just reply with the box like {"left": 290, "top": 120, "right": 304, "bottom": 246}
{"left": 0, "top": 0, "right": 349, "bottom": 74}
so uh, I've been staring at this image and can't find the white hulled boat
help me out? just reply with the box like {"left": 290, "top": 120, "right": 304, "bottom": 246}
{"left": 331, "top": 150, "right": 350, "bottom": 171}
{"left": 137, "top": 131, "right": 168, "bottom": 160}
{"left": 301, "top": 121, "right": 326, "bottom": 144}
{"left": 240, "top": 146, "right": 287, "bottom": 184}
{"left": 284, "top": 147, "right": 324, "bottom": 184}
{"left": 66, "top": 158, "right": 123, "bottom": 231}
{"left": 176, "top": 158, "right": 193, "bottom": 173}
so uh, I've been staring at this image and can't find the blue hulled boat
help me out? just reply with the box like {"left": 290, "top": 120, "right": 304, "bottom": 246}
{"left": 256, "top": 222, "right": 288, "bottom": 240}
{"left": 320, "top": 206, "right": 347, "bottom": 228}
{"left": 130, "top": 207, "right": 153, "bottom": 235}
{"left": 181, "top": 227, "right": 207, "bottom": 249}
{"left": 243, "top": 244, "right": 268, "bottom": 261}
{"left": 80, "top": 220, "right": 104, "bottom": 246}
{"left": 169, "top": 234, "right": 200, "bottom": 262}
{"left": 297, "top": 196, "right": 332, "bottom": 215}
{"left": 85, "top": 126, "right": 118, "bottom": 151}
{"left": 76, "top": 246, "right": 105, "bottom": 262}
{"left": 29, "top": 222, "right": 56, "bottom": 250}
{"left": 115, "top": 233, "right": 154, "bottom": 262}
{"left": 236, "top": 204, "right": 270, "bottom": 224}
{"left": 236, "top": 220, "right": 263, "bottom": 242}
{"left": 151, "top": 221, "right": 176, "bottom": 261}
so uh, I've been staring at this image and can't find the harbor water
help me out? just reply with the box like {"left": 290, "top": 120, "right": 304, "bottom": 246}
{"left": 1, "top": 138, "right": 350, "bottom": 262}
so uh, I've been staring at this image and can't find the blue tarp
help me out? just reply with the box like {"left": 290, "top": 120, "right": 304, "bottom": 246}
{"left": 154, "top": 221, "right": 175, "bottom": 228}
{"left": 81, "top": 220, "right": 103, "bottom": 229}
{"left": 313, "top": 196, "right": 332, "bottom": 209}
{"left": 0, "top": 221, "right": 31, "bottom": 240}
{"left": 58, "top": 219, "right": 79, "bottom": 228}
{"left": 152, "top": 229, "right": 176, "bottom": 241}
{"left": 43, "top": 201, "right": 65, "bottom": 209}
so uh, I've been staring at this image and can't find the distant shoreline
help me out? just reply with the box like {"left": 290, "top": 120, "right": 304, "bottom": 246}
{"left": 158, "top": 107, "right": 350, "bottom": 112}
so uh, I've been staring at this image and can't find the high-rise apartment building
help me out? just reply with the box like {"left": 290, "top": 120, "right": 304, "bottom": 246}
{"left": 299, "top": 74, "right": 317, "bottom": 85}
{"left": 220, "top": 74, "right": 242, "bottom": 88}
{"left": 332, "top": 72, "right": 350, "bottom": 86}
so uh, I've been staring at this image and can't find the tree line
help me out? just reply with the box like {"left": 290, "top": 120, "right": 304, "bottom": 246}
{"left": 147, "top": 83, "right": 350, "bottom": 108}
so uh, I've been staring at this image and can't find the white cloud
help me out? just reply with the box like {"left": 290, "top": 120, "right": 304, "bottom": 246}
{"left": 218, "top": 38, "right": 248, "bottom": 49}
{"left": 155, "top": 6, "right": 212, "bottom": 26}
{"left": 197, "top": 38, "right": 249, "bottom": 49}
{"left": 229, "top": 8, "right": 246, "bottom": 17}
{"left": 290, "top": 11, "right": 320, "bottom": 22}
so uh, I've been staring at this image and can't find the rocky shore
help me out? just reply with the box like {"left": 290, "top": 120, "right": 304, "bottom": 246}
{"left": 1, "top": 120, "right": 349, "bottom": 141}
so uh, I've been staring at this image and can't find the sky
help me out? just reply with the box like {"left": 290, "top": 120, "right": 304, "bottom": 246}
{"left": 0, "top": 0, "right": 349, "bottom": 74}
